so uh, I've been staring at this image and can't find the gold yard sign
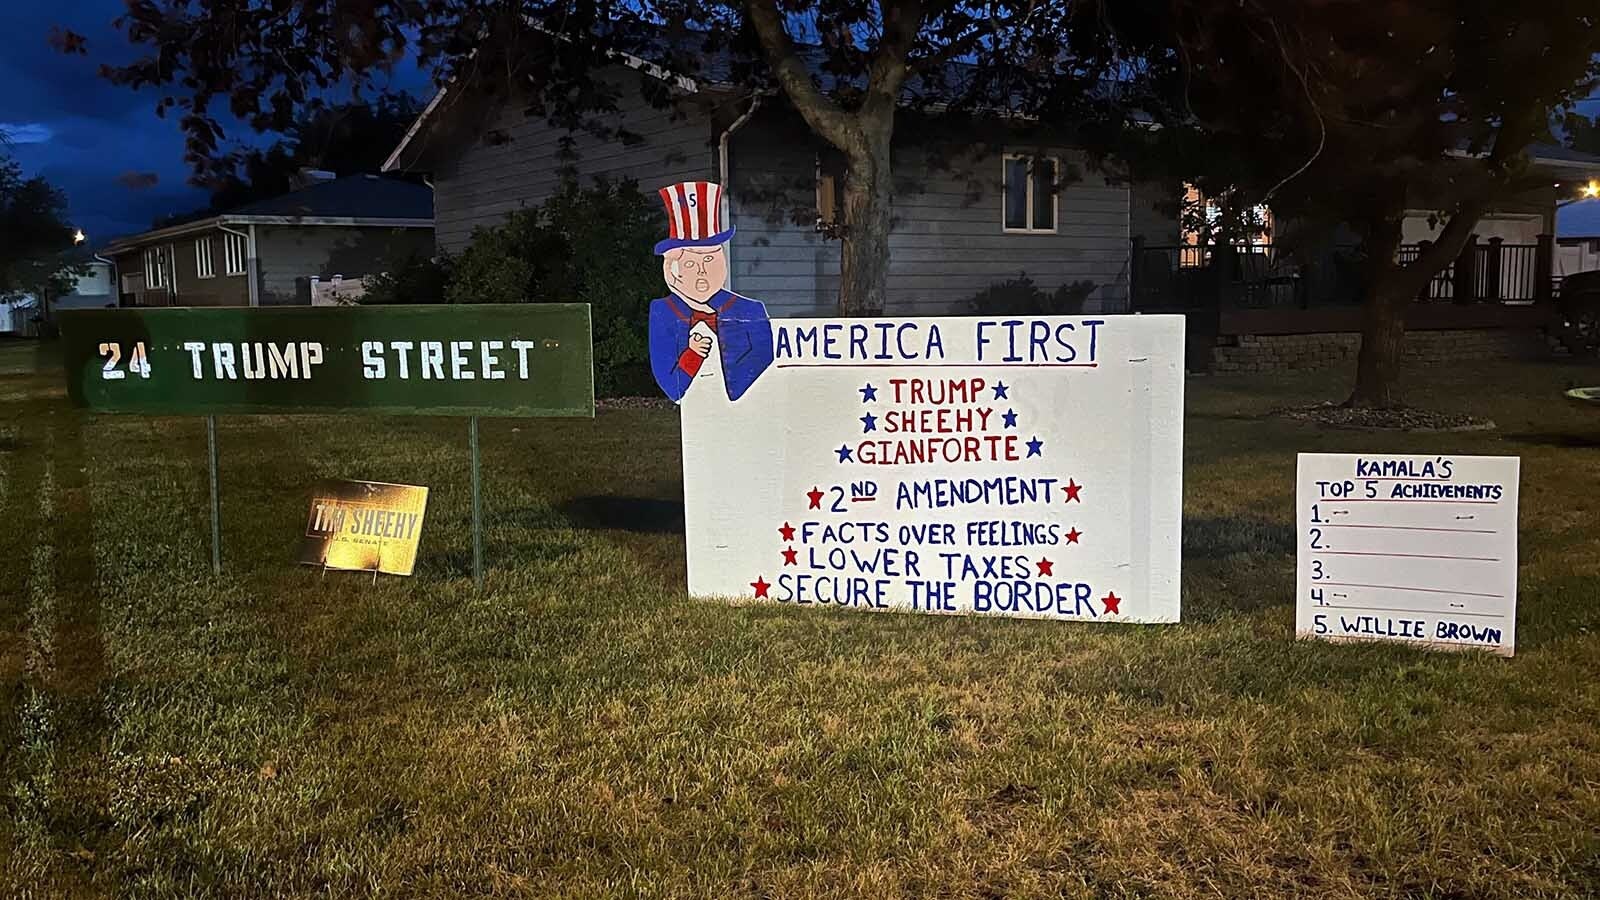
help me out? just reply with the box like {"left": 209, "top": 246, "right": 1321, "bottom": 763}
{"left": 300, "top": 480, "right": 430, "bottom": 576}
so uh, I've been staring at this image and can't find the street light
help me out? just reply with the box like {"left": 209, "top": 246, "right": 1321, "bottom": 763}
{"left": 1584, "top": 181, "right": 1600, "bottom": 199}
{"left": 73, "top": 228, "right": 86, "bottom": 244}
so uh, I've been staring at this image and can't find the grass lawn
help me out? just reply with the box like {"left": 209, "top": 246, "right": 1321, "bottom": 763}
{"left": 2, "top": 337, "right": 1599, "bottom": 898}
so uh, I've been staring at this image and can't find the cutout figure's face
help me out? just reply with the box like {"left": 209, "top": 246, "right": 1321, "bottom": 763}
{"left": 663, "top": 245, "right": 728, "bottom": 305}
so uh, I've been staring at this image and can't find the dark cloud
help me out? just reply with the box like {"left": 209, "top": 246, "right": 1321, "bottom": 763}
{"left": 0, "top": 2, "right": 432, "bottom": 244}
{"left": 0, "top": 123, "right": 53, "bottom": 144}
{"left": 116, "top": 171, "right": 160, "bottom": 190}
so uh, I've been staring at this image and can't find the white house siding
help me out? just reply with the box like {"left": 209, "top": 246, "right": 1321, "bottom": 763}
{"left": 432, "top": 77, "right": 718, "bottom": 254}
{"left": 729, "top": 131, "right": 1131, "bottom": 317}
{"left": 724, "top": 121, "right": 834, "bottom": 316}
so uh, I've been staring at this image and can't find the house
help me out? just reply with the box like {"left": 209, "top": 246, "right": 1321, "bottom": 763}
{"left": 102, "top": 174, "right": 435, "bottom": 308}
{"left": 53, "top": 248, "right": 118, "bottom": 312}
{"left": 0, "top": 250, "right": 116, "bottom": 336}
{"left": 1126, "top": 145, "right": 1600, "bottom": 370}
{"left": 383, "top": 51, "right": 1600, "bottom": 370}
{"left": 383, "top": 62, "right": 1137, "bottom": 316}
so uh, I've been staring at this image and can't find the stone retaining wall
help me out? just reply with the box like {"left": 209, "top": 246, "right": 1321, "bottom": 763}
{"left": 1208, "top": 328, "right": 1552, "bottom": 374}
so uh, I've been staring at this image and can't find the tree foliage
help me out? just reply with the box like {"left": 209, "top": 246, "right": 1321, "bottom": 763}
{"left": 70, "top": 1, "right": 1126, "bottom": 316}
{"left": 1566, "top": 110, "right": 1600, "bottom": 157}
{"left": 1109, "top": 0, "right": 1600, "bottom": 406}
{"left": 156, "top": 93, "right": 424, "bottom": 227}
{"left": 0, "top": 155, "right": 84, "bottom": 302}
{"left": 445, "top": 178, "right": 662, "bottom": 396}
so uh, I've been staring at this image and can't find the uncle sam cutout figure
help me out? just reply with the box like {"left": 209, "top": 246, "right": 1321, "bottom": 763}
{"left": 648, "top": 181, "right": 774, "bottom": 403}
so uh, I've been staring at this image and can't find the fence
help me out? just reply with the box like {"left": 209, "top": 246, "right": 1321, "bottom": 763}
{"left": 1133, "top": 236, "right": 1554, "bottom": 312}
{"left": 1131, "top": 241, "right": 1364, "bottom": 310}
{"left": 1395, "top": 240, "right": 1547, "bottom": 303}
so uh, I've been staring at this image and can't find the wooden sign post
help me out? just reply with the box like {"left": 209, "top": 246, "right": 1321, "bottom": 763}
{"left": 60, "top": 304, "right": 595, "bottom": 586}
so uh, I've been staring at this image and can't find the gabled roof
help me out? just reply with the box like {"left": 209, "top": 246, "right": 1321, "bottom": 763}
{"left": 382, "top": 32, "right": 706, "bottom": 174}
{"left": 105, "top": 175, "right": 433, "bottom": 253}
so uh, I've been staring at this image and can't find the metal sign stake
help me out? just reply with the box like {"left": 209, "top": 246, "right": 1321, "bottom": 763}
{"left": 469, "top": 416, "right": 484, "bottom": 590}
{"left": 206, "top": 414, "right": 221, "bottom": 576}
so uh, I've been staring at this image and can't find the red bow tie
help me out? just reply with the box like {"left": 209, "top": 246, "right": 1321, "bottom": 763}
{"left": 690, "top": 310, "right": 718, "bottom": 332}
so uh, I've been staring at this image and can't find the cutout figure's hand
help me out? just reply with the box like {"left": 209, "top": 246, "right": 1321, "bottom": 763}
{"left": 688, "top": 333, "right": 713, "bottom": 358}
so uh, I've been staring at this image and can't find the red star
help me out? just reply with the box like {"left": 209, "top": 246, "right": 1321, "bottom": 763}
{"left": 807, "top": 487, "right": 824, "bottom": 509}
{"left": 1036, "top": 557, "right": 1054, "bottom": 577}
{"left": 779, "top": 522, "right": 796, "bottom": 542}
{"left": 1063, "top": 479, "right": 1083, "bottom": 503}
{"left": 1101, "top": 591, "right": 1121, "bottom": 615}
{"left": 781, "top": 546, "right": 798, "bottom": 566}
{"left": 751, "top": 577, "right": 771, "bottom": 598}
{"left": 1065, "top": 527, "right": 1082, "bottom": 544}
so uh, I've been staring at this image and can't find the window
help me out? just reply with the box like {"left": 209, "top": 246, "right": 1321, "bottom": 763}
{"left": 1180, "top": 182, "right": 1272, "bottom": 266}
{"left": 1003, "top": 154, "right": 1057, "bottom": 233}
{"left": 143, "top": 247, "right": 166, "bottom": 289}
{"left": 223, "top": 232, "right": 247, "bottom": 276}
{"left": 195, "top": 237, "right": 215, "bottom": 278}
{"left": 814, "top": 151, "right": 846, "bottom": 240}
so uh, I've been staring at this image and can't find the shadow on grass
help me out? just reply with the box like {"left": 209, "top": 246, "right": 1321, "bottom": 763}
{"left": 559, "top": 495, "right": 685, "bottom": 534}
{"left": 1500, "top": 431, "right": 1600, "bottom": 449}
{"left": 1183, "top": 516, "right": 1294, "bottom": 558}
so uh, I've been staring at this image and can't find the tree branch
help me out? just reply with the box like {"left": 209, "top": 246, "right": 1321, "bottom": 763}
{"left": 861, "top": 0, "right": 923, "bottom": 122}
{"left": 1408, "top": 105, "right": 1544, "bottom": 276}
{"left": 745, "top": 0, "right": 857, "bottom": 151}
{"left": 1407, "top": 197, "right": 1485, "bottom": 276}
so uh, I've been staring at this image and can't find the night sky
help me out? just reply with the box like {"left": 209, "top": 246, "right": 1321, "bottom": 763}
{"left": 0, "top": 3, "right": 430, "bottom": 246}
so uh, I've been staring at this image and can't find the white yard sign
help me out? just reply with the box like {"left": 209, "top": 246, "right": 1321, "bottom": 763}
{"left": 675, "top": 314, "right": 1186, "bottom": 624}
{"left": 1296, "top": 453, "right": 1520, "bottom": 656}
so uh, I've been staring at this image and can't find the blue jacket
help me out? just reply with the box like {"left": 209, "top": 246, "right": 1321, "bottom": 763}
{"left": 649, "top": 291, "right": 774, "bottom": 402}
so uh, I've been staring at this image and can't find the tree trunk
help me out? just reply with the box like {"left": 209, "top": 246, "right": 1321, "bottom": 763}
{"left": 1347, "top": 198, "right": 1485, "bottom": 408}
{"left": 1348, "top": 211, "right": 1408, "bottom": 408}
{"left": 839, "top": 130, "right": 893, "bottom": 317}
{"left": 743, "top": 0, "right": 917, "bottom": 318}
{"left": 1350, "top": 275, "right": 1410, "bottom": 408}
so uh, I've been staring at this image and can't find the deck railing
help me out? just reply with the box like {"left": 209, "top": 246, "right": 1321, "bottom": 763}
{"left": 1131, "top": 235, "right": 1555, "bottom": 311}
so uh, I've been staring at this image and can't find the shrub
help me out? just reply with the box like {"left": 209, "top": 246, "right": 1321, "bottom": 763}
{"left": 966, "top": 273, "right": 1097, "bottom": 316}
{"left": 360, "top": 250, "right": 452, "bottom": 305}
{"left": 445, "top": 179, "right": 661, "bottom": 396}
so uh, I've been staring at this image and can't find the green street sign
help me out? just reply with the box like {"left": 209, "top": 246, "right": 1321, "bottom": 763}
{"left": 59, "top": 305, "right": 594, "bottom": 417}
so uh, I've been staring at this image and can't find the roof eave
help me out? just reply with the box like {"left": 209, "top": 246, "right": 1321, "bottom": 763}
{"left": 102, "top": 214, "right": 433, "bottom": 252}
{"left": 102, "top": 216, "right": 224, "bottom": 253}
{"left": 220, "top": 215, "right": 434, "bottom": 228}
{"left": 383, "top": 19, "right": 704, "bottom": 173}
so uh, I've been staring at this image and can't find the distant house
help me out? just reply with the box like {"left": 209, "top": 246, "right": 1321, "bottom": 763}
{"left": 103, "top": 174, "right": 434, "bottom": 307}
{"left": 0, "top": 249, "right": 116, "bottom": 336}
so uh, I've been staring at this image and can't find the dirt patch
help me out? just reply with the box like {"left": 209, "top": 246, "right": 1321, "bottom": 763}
{"left": 1274, "top": 402, "right": 1495, "bottom": 432}
{"left": 598, "top": 396, "right": 676, "bottom": 411}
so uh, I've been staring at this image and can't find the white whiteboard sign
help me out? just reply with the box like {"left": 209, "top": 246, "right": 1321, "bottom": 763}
{"left": 677, "top": 315, "right": 1186, "bottom": 624}
{"left": 1296, "top": 453, "right": 1520, "bottom": 656}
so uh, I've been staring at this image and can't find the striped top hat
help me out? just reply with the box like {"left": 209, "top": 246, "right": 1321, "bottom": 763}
{"left": 654, "top": 181, "right": 735, "bottom": 254}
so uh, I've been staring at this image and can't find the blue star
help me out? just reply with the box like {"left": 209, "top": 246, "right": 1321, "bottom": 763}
{"left": 859, "top": 383, "right": 878, "bottom": 402}
{"left": 861, "top": 412, "right": 877, "bottom": 433}
{"left": 1002, "top": 408, "right": 1018, "bottom": 428}
{"left": 993, "top": 381, "right": 1010, "bottom": 400}
{"left": 1026, "top": 436, "right": 1044, "bottom": 458}
{"left": 836, "top": 444, "right": 854, "bottom": 463}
